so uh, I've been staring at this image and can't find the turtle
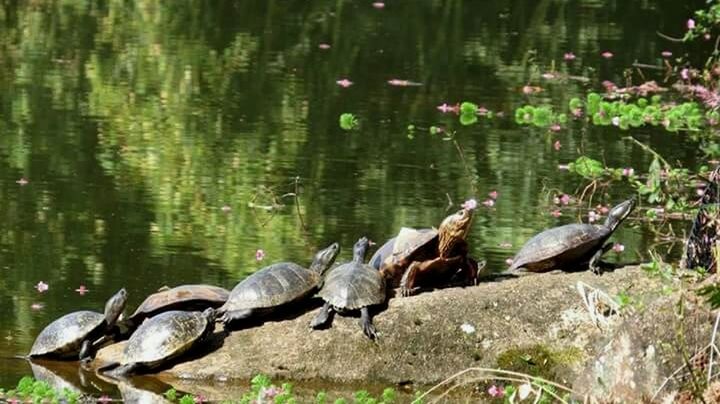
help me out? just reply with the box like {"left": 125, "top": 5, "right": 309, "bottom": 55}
{"left": 311, "top": 237, "right": 386, "bottom": 340}
{"left": 29, "top": 288, "right": 127, "bottom": 361}
{"left": 379, "top": 207, "right": 479, "bottom": 296}
{"left": 684, "top": 166, "right": 720, "bottom": 272}
{"left": 125, "top": 284, "right": 230, "bottom": 329}
{"left": 510, "top": 198, "right": 636, "bottom": 274}
{"left": 102, "top": 308, "right": 216, "bottom": 377}
{"left": 217, "top": 242, "right": 340, "bottom": 326}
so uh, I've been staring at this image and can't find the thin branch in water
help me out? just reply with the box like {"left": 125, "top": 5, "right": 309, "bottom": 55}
{"left": 293, "top": 176, "right": 308, "bottom": 232}
{"left": 451, "top": 137, "right": 479, "bottom": 196}
{"left": 657, "top": 31, "right": 685, "bottom": 42}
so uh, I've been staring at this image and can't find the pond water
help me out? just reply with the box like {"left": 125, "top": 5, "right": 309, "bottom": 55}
{"left": 0, "top": 0, "right": 708, "bottom": 397}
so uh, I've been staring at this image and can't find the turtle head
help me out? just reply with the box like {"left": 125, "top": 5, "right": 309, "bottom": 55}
{"left": 104, "top": 288, "right": 128, "bottom": 326}
{"left": 352, "top": 237, "right": 371, "bottom": 262}
{"left": 202, "top": 307, "right": 217, "bottom": 323}
{"left": 604, "top": 197, "right": 636, "bottom": 230}
{"left": 438, "top": 208, "right": 474, "bottom": 255}
{"left": 310, "top": 242, "right": 341, "bottom": 275}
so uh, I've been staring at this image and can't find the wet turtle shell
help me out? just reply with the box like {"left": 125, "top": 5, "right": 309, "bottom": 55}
{"left": 30, "top": 311, "right": 107, "bottom": 359}
{"left": 113, "top": 309, "right": 215, "bottom": 375}
{"left": 218, "top": 242, "right": 340, "bottom": 324}
{"left": 376, "top": 227, "right": 438, "bottom": 270}
{"left": 510, "top": 198, "right": 635, "bottom": 272}
{"left": 29, "top": 289, "right": 127, "bottom": 360}
{"left": 128, "top": 284, "right": 229, "bottom": 325}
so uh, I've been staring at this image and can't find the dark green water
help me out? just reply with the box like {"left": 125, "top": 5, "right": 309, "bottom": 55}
{"left": 0, "top": 0, "right": 707, "bottom": 396}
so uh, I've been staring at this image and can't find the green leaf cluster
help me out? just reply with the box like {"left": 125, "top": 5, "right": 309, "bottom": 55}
{"left": 339, "top": 113, "right": 360, "bottom": 131}
{"left": 1, "top": 376, "right": 81, "bottom": 403}
{"left": 514, "top": 105, "right": 566, "bottom": 128}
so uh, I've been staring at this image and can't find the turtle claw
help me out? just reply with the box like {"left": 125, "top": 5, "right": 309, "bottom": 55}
{"left": 399, "top": 286, "right": 419, "bottom": 297}
{"left": 362, "top": 322, "right": 378, "bottom": 340}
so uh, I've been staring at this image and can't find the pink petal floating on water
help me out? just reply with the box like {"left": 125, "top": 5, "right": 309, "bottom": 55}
{"left": 541, "top": 72, "right": 556, "bottom": 80}
{"left": 482, "top": 199, "right": 495, "bottom": 207}
{"left": 622, "top": 167, "right": 635, "bottom": 176}
{"left": 478, "top": 107, "right": 489, "bottom": 116}
{"left": 598, "top": 206, "right": 609, "bottom": 214}
{"left": 612, "top": 243, "right": 625, "bottom": 253}
{"left": 255, "top": 249, "right": 265, "bottom": 261}
{"left": 318, "top": 43, "right": 331, "bottom": 50}
{"left": 31, "top": 303, "right": 44, "bottom": 311}
{"left": 601, "top": 51, "right": 614, "bottom": 59}
{"left": 221, "top": 205, "right": 232, "bottom": 213}
{"left": 372, "top": 2, "right": 385, "bottom": 8}
{"left": 387, "top": 79, "right": 421, "bottom": 86}
{"left": 462, "top": 198, "right": 478, "bottom": 210}
{"left": 437, "top": 103, "right": 460, "bottom": 114}
{"left": 661, "top": 51, "right": 672, "bottom": 58}
{"left": 75, "top": 285, "right": 89, "bottom": 295}
{"left": 522, "top": 85, "right": 542, "bottom": 95}
{"left": 35, "top": 281, "right": 48, "bottom": 293}
{"left": 553, "top": 140, "right": 562, "bottom": 150}
{"left": 488, "top": 190, "right": 498, "bottom": 200}
{"left": 550, "top": 124, "right": 561, "bottom": 132}
{"left": 571, "top": 108, "right": 583, "bottom": 118}
{"left": 505, "top": 258, "right": 514, "bottom": 266}
{"left": 687, "top": 18, "right": 696, "bottom": 30}
{"left": 16, "top": 177, "right": 28, "bottom": 185}
{"left": 560, "top": 194, "right": 571, "bottom": 205}
{"left": 558, "top": 164, "right": 570, "bottom": 171}
{"left": 336, "top": 79, "right": 353, "bottom": 88}
{"left": 564, "top": 52, "right": 576, "bottom": 61}
{"left": 550, "top": 209, "right": 562, "bottom": 218}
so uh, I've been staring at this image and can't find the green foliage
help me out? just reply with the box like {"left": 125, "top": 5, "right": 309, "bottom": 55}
{"left": 567, "top": 156, "right": 605, "bottom": 179}
{"left": 179, "top": 395, "right": 196, "bottom": 404}
{"left": 514, "top": 105, "right": 561, "bottom": 128}
{"left": 339, "top": 113, "right": 360, "bottom": 130}
{"left": 165, "top": 388, "right": 178, "bottom": 401}
{"left": 684, "top": 2, "right": 720, "bottom": 41}
{"left": 1, "top": 376, "right": 81, "bottom": 403}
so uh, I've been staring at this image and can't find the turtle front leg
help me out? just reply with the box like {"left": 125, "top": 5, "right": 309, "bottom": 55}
{"left": 219, "top": 309, "right": 253, "bottom": 330}
{"left": 310, "top": 302, "right": 334, "bottom": 329}
{"left": 359, "top": 307, "right": 378, "bottom": 340}
{"left": 79, "top": 340, "right": 94, "bottom": 363}
{"left": 399, "top": 261, "right": 424, "bottom": 297}
{"left": 589, "top": 243, "right": 614, "bottom": 275}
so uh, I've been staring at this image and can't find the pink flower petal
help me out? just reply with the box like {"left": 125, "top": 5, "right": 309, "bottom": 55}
{"left": 601, "top": 51, "right": 614, "bottom": 59}
{"left": 687, "top": 18, "right": 696, "bottom": 30}
{"left": 16, "top": 177, "right": 28, "bottom": 185}
{"left": 553, "top": 140, "right": 562, "bottom": 151}
{"left": 488, "top": 190, "right": 498, "bottom": 200}
{"left": 318, "top": 43, "right": 331, "bottom": 50}
{"left": 35, "top": 281, "right": 48, "bottom": 293}
{"left": 462, "top": 198, "right": 478, "bottom": 210}
{"left": 612, "top": 243, "right": 625, "bottom": 253}
{"left": 482, "top": 199, "right": 495, "bottom": 207}
{"left": 505, "top": 258, "right": 514, "bottom": 266}
{"left": 75, "top": 285, "right": 89, "bottom": 295}
{"left": 372, "top": 2, "right": 385, "bottom": 9}
{"left": 255, "top": 249, "right": 265, "bottom": 261}
{"left": 31, "top": 303, "right": 44, "bottom": 311}
{"left": 551, "top": 209, "right": 562, "bottom": 217}
{"left": 336, "top": 79, "right": 353, "bottom": 88}
{"left": 563, "top": 52, "right": 576, "bottom": 61}
{"left": 661, "top": 51, "right": 672, "bottom": 58}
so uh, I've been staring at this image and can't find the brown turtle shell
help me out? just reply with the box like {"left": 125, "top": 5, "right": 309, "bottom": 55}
{"left": 128, "top": 284, "right": 229, "bottom": 324}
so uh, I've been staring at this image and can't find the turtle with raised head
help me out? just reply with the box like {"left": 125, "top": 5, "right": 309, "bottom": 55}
{"left": 311, "top": 237, "right": 386, "bottom": 340}
{"left": 102, "top": 308, "right": 216, "bottom": 377}
{"left": 217, "top": 242, "right": 340, "bottom": 326}
{"left": 510, "top": 198, "right": 636, "bottom": 274}
{"left": 29, "top": 288, "right": 127, "bottom": 361}
{"left": 125, "top": 284, "right": 229, "bottom": 329}
{"left": 379, "top": 207, "right": 480, "bottom": 296}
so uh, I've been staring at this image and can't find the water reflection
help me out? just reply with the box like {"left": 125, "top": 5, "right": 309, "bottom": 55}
{"left": 0, "top": 0, "right": 707, "bottom": 389}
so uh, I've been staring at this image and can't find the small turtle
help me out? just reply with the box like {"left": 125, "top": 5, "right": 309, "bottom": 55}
{"left": 125, "top": 284, "right": 229, "bottom": 328}
{"left": 311, "top": 237, "right": 385, "bottom": 340}
{"left": 217, "top": 242, "right": 340, "bottom": 326}
{"left": 29, "top": 288, "right": 127, "bottom": 361}
{"left": 379, "top": 208, "right": 479, "bottom": 296}
{"left": 510, "top": 198, "right": 636, "bottom": 274}
{"left": 103, "top": 308, "right": 216, "bottom": 377}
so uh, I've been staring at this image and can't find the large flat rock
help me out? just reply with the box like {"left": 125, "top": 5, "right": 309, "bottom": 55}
{"left": 93, "top": 265, "right": 662, "bottom": 393}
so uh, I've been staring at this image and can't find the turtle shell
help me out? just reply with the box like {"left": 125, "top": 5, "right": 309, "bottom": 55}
{"left": 510, "top": 224, "right": 609, "bottom": 272}
{"left": 381, "top": 227, "right": 438, "bottom": 267}
{"left": 29, "top": 311, "right": 105, "bottom": 358}
{"left": 220, "top": 263, "right": 322, "bottom": 312}
{"left": 121, "top": 310, "right": 212, "bottom": 370}
{"left": 128, "top": 285, "right": 229, "bottom": 323}
{"left": 319, "top": 260, "right": 385, "bottom": 310}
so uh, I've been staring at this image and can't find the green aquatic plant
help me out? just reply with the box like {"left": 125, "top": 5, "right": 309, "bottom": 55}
{"left": 339, "top": 113, "right": 359, "bottom": 130}
{"left": 514, "top": 105, "right": 565, "bottom": 129}
{"left": 0, "top": 376, "right": 81, "bottom": 403}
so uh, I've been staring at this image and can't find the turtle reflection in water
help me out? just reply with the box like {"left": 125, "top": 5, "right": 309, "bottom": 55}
{"left": 311, "top": 237, "right": 386, "bottom": 340}
{"left": 29, "top": 288, "right": 127, "bottom": 362}
{"left": 510, "top": 198, "right": 636, "bottom": 274}
{"left": 102, "top": 309, "right": 216, "bottom": 377}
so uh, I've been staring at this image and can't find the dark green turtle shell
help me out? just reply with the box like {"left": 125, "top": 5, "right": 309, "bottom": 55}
{"left": 120, "top": 310, "right": 213, "bottom": 370}
{"left": 319, "top": 260, "right": 385, "bottom": 310}
{"left": 220, "top": 262, "right": 323, "bottom": 312}
{"left": 510, "top": 224, "right": 609, "bottom": 272}
{"left": 29, "top": 311, "right": 105, "bottom": 358}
